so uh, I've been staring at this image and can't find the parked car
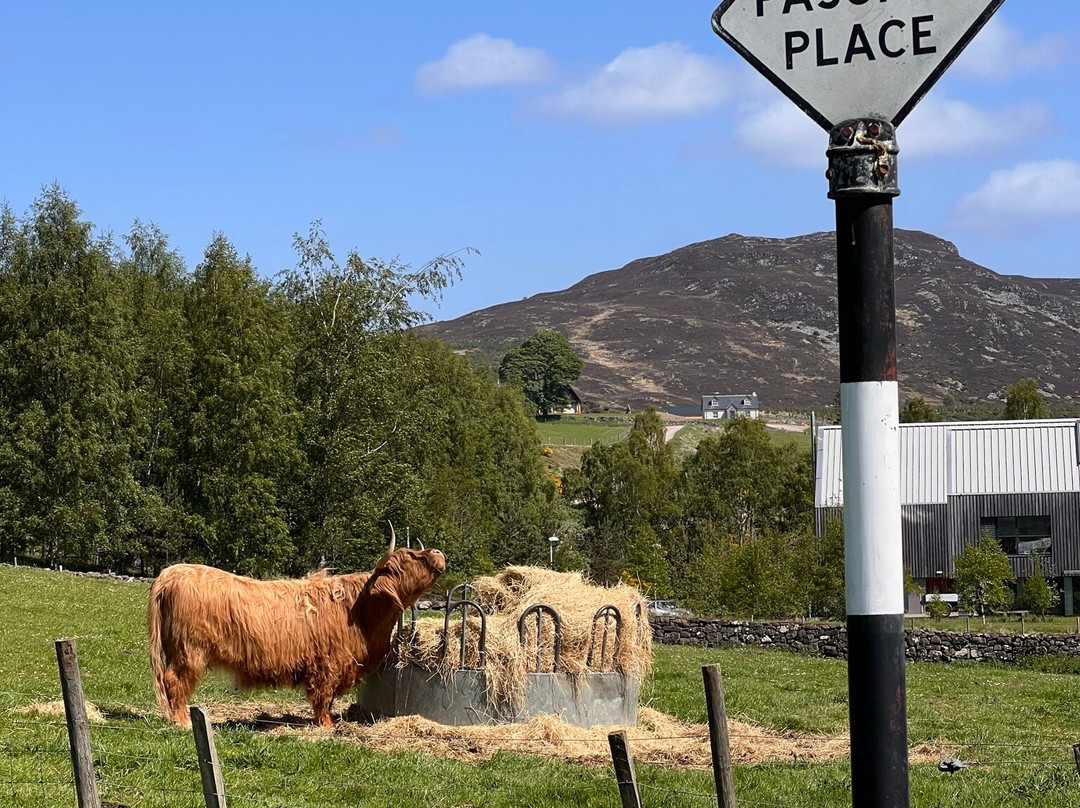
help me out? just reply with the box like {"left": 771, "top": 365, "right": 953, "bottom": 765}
{"left": 648, "top": 599, "right": 692, "bottom": 617}
{"left": 922, "top": 593, "right": 959, "bottom": 615}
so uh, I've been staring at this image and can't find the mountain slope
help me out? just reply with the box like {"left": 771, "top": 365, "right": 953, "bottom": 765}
{"left": 423, "top": 230, "right": 1080, "bottom": 409}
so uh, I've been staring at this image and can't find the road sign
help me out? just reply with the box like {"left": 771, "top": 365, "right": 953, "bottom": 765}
{"left": 713, "top": 0, "right": 1006, "bottom": 130}
{"left": 709, "top": 5, "right": 1010, "bottom": 808}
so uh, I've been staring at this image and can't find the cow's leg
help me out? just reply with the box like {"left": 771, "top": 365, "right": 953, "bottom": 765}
{"left": 306, "top": 679, "right": 335, "bottom": 727}
{"left": 163, "top": 657, "right": 204, "bottom": 727}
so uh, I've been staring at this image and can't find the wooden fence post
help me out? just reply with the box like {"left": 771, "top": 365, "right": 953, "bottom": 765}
{"left": 190, "top": 705, "right": 228, "bottom": 808}
{"left": 703, "top": 665, "right": 738, "bottom": 808}
{"left": 54, "top": 638, "right": 101, "bottom": 808}
{"left": 608, "top": 730, "right": 642, "bottom": 808}
{"left": 1072, "top": 743, "right": 1080, "bottom": 777}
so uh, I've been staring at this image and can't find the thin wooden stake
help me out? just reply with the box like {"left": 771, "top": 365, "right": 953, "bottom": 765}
{"left": 608, "top": 731, "right": 642, "bottom": 808}
{"left": 191, "top": 705, "right": 228, "bottom": 808}
{"left": 703, "top": 665, "right": 738, "bottom": 808}
{"left": 1072, "top": 743, "right": 1080, "bottom": 776}
{"left": 55, "top": 638, "right": 101, "bottom": 808}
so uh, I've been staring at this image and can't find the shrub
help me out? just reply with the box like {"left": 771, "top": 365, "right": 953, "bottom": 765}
{"left": 1018, "top": 556, "right": 1060, "bottom": 618}
{"left": 954, "top": 537, "right": 1015, "bottom": 615}
{"left": 926, "top": 594, "right": 950, "bottom": 621}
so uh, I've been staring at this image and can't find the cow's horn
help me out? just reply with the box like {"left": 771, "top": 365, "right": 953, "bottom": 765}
{"left": 387, "top": 521, "right": 396, "bottom": 555}
{"left": 417, "top": 538, "right": 425, "bottom": 551}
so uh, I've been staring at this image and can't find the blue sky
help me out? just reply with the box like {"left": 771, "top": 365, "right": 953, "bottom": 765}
{"left": 2, "top": 1, "right": 1077, "bottom": 321}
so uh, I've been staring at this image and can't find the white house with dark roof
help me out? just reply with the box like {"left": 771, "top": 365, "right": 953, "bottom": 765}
{"left": 701, "top": 393, "right": 760, "bottom": 420}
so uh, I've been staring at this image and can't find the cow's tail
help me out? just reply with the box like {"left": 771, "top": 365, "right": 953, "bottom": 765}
{"left": 147, "top": 577, "right": 169, "bottom": 714}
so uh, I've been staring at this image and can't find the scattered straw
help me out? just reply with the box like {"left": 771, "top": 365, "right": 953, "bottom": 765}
{"left": 395, "top": 566, "right": 652, "bottom": 708}
{"left": 17, "top": 700, "right": 106, "bottom": 723}
{"left": 199, "top": 701, "right": 950, "bottom": 769}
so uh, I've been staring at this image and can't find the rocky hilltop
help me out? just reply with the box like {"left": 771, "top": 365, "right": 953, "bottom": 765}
{"left": 423, "top": 230, "right": 1080, "bottom": 410}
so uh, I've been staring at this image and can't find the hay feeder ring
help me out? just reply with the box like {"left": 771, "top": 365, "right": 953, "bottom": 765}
{"left": 351, "top": 600, "right": 640, "bottom": 728}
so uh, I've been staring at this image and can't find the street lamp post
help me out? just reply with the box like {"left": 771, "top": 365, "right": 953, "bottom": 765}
{"left": 548, "top": 536, "right": 560, "bottom": 567}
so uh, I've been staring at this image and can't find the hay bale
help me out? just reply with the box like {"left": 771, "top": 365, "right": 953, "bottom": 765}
{"left": 394, "top": 566, "right": 651, "bottom": 707}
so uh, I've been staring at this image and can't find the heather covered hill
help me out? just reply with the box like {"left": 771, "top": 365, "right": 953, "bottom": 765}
{"left": 424, "top": 230, "right": 1080, "bottom": 410}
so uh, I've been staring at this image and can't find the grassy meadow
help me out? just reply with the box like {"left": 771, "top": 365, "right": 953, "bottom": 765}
{"left": 534, "top": 415, "right": 632, "bottom": 447}
{"left": 914, "top": 613, "right": 1080, "bottom": 636}
{"left": 3, "top": 565, "right": 1080, "bottom": 807}
{"left": 668, "top": 421, "right": 812, "bottom": 460}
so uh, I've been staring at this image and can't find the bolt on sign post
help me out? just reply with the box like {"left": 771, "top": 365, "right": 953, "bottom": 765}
{"left": 710, "top": 2, "right": 1005, "bottom": 807}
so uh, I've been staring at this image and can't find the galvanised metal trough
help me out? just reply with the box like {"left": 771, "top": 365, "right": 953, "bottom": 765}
{"left": 350, "top": 587, "right": 641, "bottom": 728}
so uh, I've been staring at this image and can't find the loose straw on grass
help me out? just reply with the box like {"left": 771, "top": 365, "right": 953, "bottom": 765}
{"left": 204, "top": 700, "right": 952, "bottom": 769}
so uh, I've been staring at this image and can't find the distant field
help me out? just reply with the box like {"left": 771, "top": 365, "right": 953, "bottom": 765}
{"left": 916, "top": 613, "right": 1080, "bottom": 636}
{"left": 765, "top": 425, "right": 813, "bottom": 451}
{"left": 668, "top": 421, "right": 812, "bottom": 459}
{"left": 535, "top": 415, "right": 631, "bottom": 447}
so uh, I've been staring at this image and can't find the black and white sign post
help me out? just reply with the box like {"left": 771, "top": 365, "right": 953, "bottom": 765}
{"left": 711, "top": 2, "right": 1006, "bottom": 806}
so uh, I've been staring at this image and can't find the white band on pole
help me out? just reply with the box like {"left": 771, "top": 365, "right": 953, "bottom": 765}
{"left": 841, "top": 381, "right": 904, "bottom": 616}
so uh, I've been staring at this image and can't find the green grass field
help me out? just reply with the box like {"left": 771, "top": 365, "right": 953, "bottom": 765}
{"left": 3, "top": 565, "right": 1080, "bottom": 807}
{"left": 915, "top": 613, "right": 1080, "bottom": 636}
{"left": 668, "top": 422, "right": 812, "bottom": 459}
{"left": 535, "top": 416, "right": 632, "bottom": 447}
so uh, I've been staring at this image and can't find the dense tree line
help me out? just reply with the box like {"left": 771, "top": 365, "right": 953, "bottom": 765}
{"left": 3, "top": 189, "right": 833, "bottom": 613}
{"left": 565, "top": 413, "right": 841, "bottom": 620}
{"left": 0, "top": 189, "right": 560, "bottom": 580}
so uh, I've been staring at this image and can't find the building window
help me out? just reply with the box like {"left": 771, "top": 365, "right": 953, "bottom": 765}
{"left": 979, "top": 516, "right": 1052, "bottom": 555}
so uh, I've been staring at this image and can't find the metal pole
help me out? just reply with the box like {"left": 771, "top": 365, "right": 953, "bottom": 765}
{"left": 828, "top": 118, "right": 908, "bottom": 808}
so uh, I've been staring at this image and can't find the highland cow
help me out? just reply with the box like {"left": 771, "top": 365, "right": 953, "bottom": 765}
{"left": 147, "top": 529, "right": 445, "bottom": 727}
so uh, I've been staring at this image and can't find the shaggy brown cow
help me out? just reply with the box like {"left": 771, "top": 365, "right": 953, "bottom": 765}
{"left": 148, "top": 530, "right": 445, "bottom": 727}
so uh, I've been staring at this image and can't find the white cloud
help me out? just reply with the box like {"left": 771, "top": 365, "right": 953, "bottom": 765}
{"left": 950, "top": 161, "right": 1080, "bottom": 234}
{"left": 952, "top": 18, "right": 1069, "bottom": 80}
{"left": 901, "top": 97, "right": 1052, "bottom": 159}
{"left": 728, "top": 94, "right": 1052, "bottom": 170}
{"left": 542, "top": 43, "right": 732, "bottom": 124}
{"left": 731, "top": 100, "right": 822, "bottom": 169}
{"left": 415, "top": 34, "right": 554, "bottom": 94}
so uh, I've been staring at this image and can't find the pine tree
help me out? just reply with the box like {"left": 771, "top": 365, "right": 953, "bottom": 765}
{"left": 181, "top": 235, "right": 300, "bottom": 574}
{"left": 0, "top": 189, "right": 143, "bottom": 567}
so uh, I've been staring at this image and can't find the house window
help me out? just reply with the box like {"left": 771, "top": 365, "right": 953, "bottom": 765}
{"left": 979, "top": 516, "right": 1052, "bottom": 555}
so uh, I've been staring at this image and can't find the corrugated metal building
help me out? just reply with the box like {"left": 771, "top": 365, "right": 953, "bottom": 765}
{"left": 815, "top": 419, "right": 1080, "bottom": 615}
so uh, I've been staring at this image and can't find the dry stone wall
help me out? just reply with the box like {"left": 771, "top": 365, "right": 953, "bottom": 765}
{"left": 651, "top": 616, "right": 1080, "bottom": 664}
